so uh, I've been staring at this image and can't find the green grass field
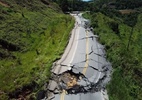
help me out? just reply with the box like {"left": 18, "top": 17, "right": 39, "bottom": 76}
{"left": 0, "top": 1, "right": 75, "bottom": 99}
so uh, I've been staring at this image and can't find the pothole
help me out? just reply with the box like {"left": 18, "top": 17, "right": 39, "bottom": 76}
{"left": 59, "top": 72, "right": 78, "bottom": 89}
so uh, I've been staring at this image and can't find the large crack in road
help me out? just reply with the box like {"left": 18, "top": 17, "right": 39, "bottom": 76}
{"left": 40, "top": 13, "right": 112, "bottom": 100}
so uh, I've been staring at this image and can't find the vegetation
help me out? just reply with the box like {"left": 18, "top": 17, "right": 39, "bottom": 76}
{"left": 1, "top": 0, "right": 142, "bottom": 99}
{"left": 89, "top": 0, "right": 142, "bottom": 10}
{"left": 53, "top": 0, "right": 89, "bottom": 12}
{"left": 83, "top": 0, "right": 142, "bottom": 100}
{"left": 0, "top": 0, "right": 74, "bottom": 99}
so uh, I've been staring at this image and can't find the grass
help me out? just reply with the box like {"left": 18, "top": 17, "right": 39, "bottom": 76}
{"left": 0, "top": 1, "right": 75, "bottom": 99}
{"left": 83, "top": 12, "right": 142, "bottom": 100}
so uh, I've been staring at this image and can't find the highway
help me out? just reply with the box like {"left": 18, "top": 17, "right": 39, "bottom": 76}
{"left": 44, "top": 13, "right": 112, "bottom": 100}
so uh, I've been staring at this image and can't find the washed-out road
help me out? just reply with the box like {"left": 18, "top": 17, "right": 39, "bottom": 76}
{"left": 43, "top": 13, "right": 112, "bottom": 100}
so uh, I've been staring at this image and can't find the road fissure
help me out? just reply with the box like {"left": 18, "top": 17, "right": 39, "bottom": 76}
{"left": 44, "top": 13, "right": 112, "bottom": 100}
{"left": 82, "top": 30, "right": 89, "bottom": 75}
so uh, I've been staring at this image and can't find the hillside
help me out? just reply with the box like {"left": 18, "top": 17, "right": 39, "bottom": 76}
{"left": 0, "top": 0, "right": 74, "bottom": 99}
{"left": 83, "top": 8, "right": 142, "bottom": 100}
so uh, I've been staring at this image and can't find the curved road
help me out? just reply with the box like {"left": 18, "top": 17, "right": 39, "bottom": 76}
{"left": 44, "top": 13, "right": 112, "bottom": 100}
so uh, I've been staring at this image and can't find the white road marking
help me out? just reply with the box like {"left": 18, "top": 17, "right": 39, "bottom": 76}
{"left": 68, "top": 27, "right": 80, "bottom": 67}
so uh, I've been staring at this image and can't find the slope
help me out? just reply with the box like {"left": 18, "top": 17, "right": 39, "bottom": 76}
{"left": 0, "top": 0, "right": 74, "bottom": 99}
{"left": 83, "top": 11, "right": 142, "bottom": 100}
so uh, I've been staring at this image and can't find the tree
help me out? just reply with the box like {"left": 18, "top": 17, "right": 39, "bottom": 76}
{"left": 126, "top": 13, "right": 138, "bottom": 50}
{"left": 53, "top": 0, "right": 89, "bottom": 12}
{"left": 58, "top": 0, "right": 69, "bottom": 12}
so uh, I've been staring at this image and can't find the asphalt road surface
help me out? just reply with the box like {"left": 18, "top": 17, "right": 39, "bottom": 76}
{"left": 43, "top": 13, "right": 112, "bottom": 100}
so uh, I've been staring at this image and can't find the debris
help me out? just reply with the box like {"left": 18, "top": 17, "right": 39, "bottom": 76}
{"left": 47, "top": 91, "right": 55, "bottom": 100}
{"left": 48, "top": 80, "right": 58, "bottom": 92}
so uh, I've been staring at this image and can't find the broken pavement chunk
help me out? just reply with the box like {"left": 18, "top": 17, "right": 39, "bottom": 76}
{"left": 77, "top": 79, "right": 90, "bottom": 87}
{"left": 48, "top": 80, "right": 58, "bottom": 92}
{"left": 47, "top": 91, "right": 55, "bottom": 100}
{"left": 51, "top": 64, "right": 71, "bottom": 75}
{"left": 53, "top": 89, "right": 60, "bottom": 94}
{"left": 59, "top": 82, "right": 67, "bottom": 90}
{"left": 72, "top": 67, "right": 80, "bottom": 74}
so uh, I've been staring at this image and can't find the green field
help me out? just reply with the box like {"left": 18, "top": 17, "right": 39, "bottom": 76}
{"left": 83, "top": 11, "right": 142, "bottom": 100}
{"left": 0, "top": 0, "right": 74, "bottom": 99}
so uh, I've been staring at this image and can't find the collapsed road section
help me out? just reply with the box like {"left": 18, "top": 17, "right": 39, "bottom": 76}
{"left": 42, "top": 13, "right": 112, "bottom": 100}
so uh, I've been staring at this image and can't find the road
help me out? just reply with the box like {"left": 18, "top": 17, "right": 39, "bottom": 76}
{"left": 43, "top": 13, "right": 112, "bottom": 100}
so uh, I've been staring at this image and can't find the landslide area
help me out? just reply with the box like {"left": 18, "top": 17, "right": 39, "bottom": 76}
{"left": 0, "top": 0, "right": 74, "bottom": 99}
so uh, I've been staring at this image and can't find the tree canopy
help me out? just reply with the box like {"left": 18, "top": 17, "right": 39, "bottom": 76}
{"left": 53, "top": 0, "right": 90, "bottom": 12}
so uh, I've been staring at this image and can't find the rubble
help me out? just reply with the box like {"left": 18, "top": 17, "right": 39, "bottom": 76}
{"left": 46, "top": 62, "right": 111, "bottom": 95}
{"left": 48, "top": 80, "right": 58, "bottom": 92}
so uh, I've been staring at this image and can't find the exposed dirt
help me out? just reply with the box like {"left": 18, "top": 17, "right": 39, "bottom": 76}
{"left": 119, "top": 9, "right": 137, "bottom": 14}
{"left": 0, "top": 1, "right": 10, "bottom": 7}
{"left": 60, "top": 72, "right": 78, "bottom": 89}
{"left": 8, "top": 81, "right": 37, "bottom": 100}
{"left": 0, "top": 39, "right": 20, "bottom": 51}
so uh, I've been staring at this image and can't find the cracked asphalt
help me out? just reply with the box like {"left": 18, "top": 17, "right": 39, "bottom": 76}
{"left": 43, "top": 13, "right": 112, "bottom": 100}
